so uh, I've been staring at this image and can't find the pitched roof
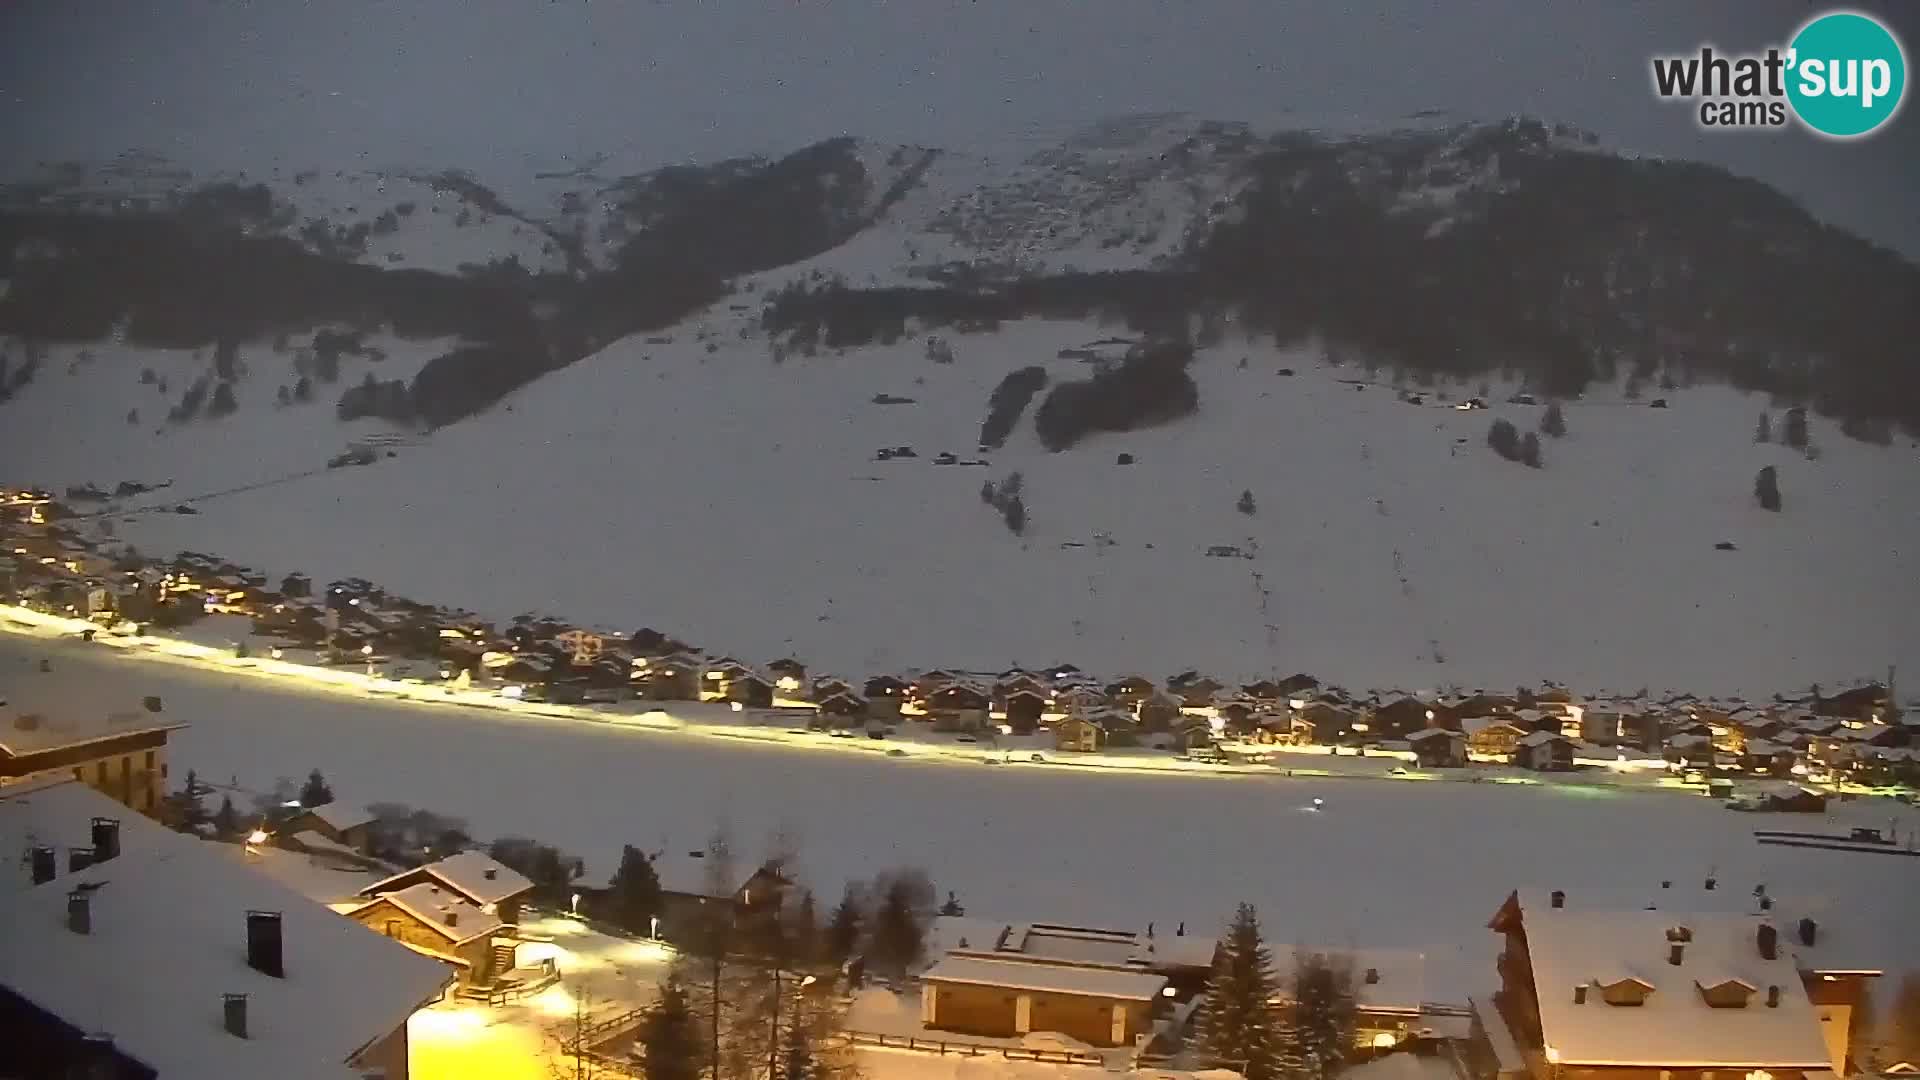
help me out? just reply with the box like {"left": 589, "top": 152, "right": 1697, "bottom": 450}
{"left": 1508, "top": 889, "right": 1832, "bottom": 1068}
{"left": 361, "top": 850, "right": 532, "bottom": 907}
{"left": 348, "top": 883, "right": 503, "bottom": 945}
{"left": 922, "top": 954, "right": 1168, "bottom": 1001}
{"left": 1271, "top": 946, "right": 1426, "bottom": 1015}
{"left": 0, "top": 778, "right": 451, "bottom": 1080}
{"left": 296, "top": 801, "right": 375, "bottom": 833}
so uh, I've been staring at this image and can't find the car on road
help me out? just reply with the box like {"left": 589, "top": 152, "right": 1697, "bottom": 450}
{"left": 887, "top": 748, "right": 907, "bottom": 757}
{"left": 1029, "top": 753, "right": 1046, "bottom": 763}
{"left": 955, "top": 734, "right": 977, "bottom": 743}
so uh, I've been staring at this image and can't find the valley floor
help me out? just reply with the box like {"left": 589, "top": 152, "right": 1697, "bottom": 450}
{"left": 3, "top": 628, "right": 1914, "bottom": 1004}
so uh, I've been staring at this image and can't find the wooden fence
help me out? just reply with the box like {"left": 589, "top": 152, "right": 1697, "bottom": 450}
{"left": 840, "top": 1029, "right": 1106, "bottom": 1066}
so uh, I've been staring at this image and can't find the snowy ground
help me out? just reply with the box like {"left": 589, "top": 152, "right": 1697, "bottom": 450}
{"left": 6, "top": 634, "right": 1914, "bottom": 1007}
{"left": 11, "top": 313, "right": 1914, "bottom": 700}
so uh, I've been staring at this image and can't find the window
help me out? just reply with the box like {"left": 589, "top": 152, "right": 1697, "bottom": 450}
{"left": 386, "top": 920, "right": 403, "bottom": 939}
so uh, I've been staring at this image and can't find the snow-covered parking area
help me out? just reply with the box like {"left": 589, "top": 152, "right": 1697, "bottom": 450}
{"left": 5, "top": 634, "right": 1915, "bottom": 1003}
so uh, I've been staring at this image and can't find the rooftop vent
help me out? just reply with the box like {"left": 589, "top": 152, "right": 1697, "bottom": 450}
{"left": 90, "top": 818, "right": 120, "bottom": 862}
{"left": 1767, "top": 984, "right": 1781, "bottom": 1008}
{"left": 1573, "top": 984, "right": 1588, "bottom": 1004}
{"left": 1704, "top": 877, "right": 1717, "bottom": 891}
{"left": 223, "top": 993, "right": 248, "bottom": 1039}
{"left": 483, "top": 867, "right": 497, "bottom": 881}
{"left": 1364, "top": 967, "right": 1380, "bottom": 985}
{"left": 1668, "top": 942, "right": 1685, "bottom": 966}
{"left": 246, "top": 910, "right": 284, "bottom": 978}
{"left": 1550, "top": 890, "right": 1565, "bottom": 909}
{"left": 67, "top": 889, "right": 91, "bottom": 934}
{"left": 68, "top": 846, "right": 94, "bottom": 873}
{"left": 1758, "top": 923, "right": 1779, "bottom": 960}
{"left": 31, "top": 845, "right": 55, "bottom": 885}
{"left": 1798, "top": 917, "right": 1818, "bottom": 947}
{"left": 445, "top": 911, "right": 459, "bottom": 928}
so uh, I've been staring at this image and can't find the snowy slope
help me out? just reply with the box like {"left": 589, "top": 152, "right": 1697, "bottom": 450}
{"left": 26, "top": 306, "right": 1914, "bottom": 699}
{"left": 0, "top": 331, "right": 457, "bottom": 495}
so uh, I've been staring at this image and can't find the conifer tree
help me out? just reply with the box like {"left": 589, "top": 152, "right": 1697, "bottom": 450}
{"left": 212, "top": 794, "right": 239, "bottom": 837}
{"left": 1540, "top": 401, "right": 1567, "bottom": 438}
{"left": 1237, "top": 489, "right": 1257, "bottom": 515}
{"left": 1283, "top": 951, "right": 1357, "bottom": 1080}
{"left": 298, "top": 768, "right": 333, "bottom": 807}
{"left": 638, "top": 973, "right": 701, "bottom": 1080}
{"left": 1201, "top": 903, "right": 1282, "bottom": 1079}
{"left": 824, "top": 884, "right": 863, "bottom": 966}
{"left": 609, "top": 845, "right": 665, "bottom": 936}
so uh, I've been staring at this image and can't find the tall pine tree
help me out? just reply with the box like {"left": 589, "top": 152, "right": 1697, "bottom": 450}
{"left": 824, "top": 884, "right": 863, "bottom": 966}
{"left": 639, "top": 973, "right": 701, "bottom": 1080}
{"left": 298, "top": 768, "right": 333, "bottom": 807}
{"left": 1201, "top": 903, "right": 1282, "bottom": 1080}
{"left": 609, "top": 845, "right": 665, "bottom": 936}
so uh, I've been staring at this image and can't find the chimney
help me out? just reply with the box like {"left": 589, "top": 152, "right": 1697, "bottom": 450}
{"left": 69, "top": 846, "right": 94, "bottom": 873}
{"left": 445, "top": 911, "right": 459, "bottom": 928}
{"left": 90, "top": 818, "right": 120, "bottom": 862}
{"left": 1704, "top": 877, "right": 1717, "bottom": 891}
{"left": 1668, "top": 942, "right": 1685, "bottom": 966}
{"left": 484, "top": 866, "right": 498, "bottom": 881}
{"left": 31, "top": 845, "right": 56, "bottom": 885}
{"left": 1365, "top": 967, "right": 1380, "bottom": 985}
{"left": 1757, "top": 923, "right": 1778, "bottom": 960}
{"left": 1550, "top": 890, "right": 1565, "bottom": 909}
{"left": 82, "top": 1034, "right": 115, "bottom": 1080}
{"left": 1759, "top": 895, "right": 1773, "bottom": 911}
{"left": 1661, "top": 880, "right": 1671, "bottom": 889}
{"left": 1573, "top": 984, "right": 1587, "bottom": 1005}
{"left": 1767, "top": 985, "right": 1781, "bottom": 1008}
{"left": 68, "top": 889, "right": 91, "bottom": 934}
{"left": 223, "top": 993, "right": 249, "bottom": 1038}
{"left": 246, "top": 910, "right": 284, "bottom": 977}
{"left": 1797, "top": 917, "right": 1818, "bottom": 947}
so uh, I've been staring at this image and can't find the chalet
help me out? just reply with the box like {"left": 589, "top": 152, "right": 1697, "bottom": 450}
{"left": 1737, "top": 740, "right": 1798, "bottom": 778}
{"left": 278, "top": 800, "right": 377, "bottom": 855}
{"left": 864, "top": 675, "right": 910, "bottom": 717}
{"left": 1483, "top": 886, "right": 1861, "bottom": 1078}
{"left": 1091, "top": 709, "right": 1141, "bottom": 747}
{"left": 1135, "top": 690, "right": 1183, "bottom": 733}
{"left": 1054, "top": 715, "right": 1103, "bottom": 753}
{"left": 1408, "top": 728, "right": 1467, "bottom": 768}
{"left": 1054, "top": 686, "right": 1108, "bottom": 714}
{"left": 649, "top": 848, "right": 792, "bottom": 944}
{"left": 722, "top": 669, "right": 774, "bottom": 708}
{"left": 1513, "top": 731, "right": 1574, "bottom": 771}
{"left": 920, "top": 924, "right": 1171, "bottom": 1048}
{"left": 927, "top": 683, "right": 991, "bottom": 732}
{"left": 1812, "top": 683, "right": 1893, "bottom": 723}
{"left": 1372, "top": 697, "right": 1437, "bottom": 740}
{"left": 1465, "top": 718, "right": 1527, "bottom": 759}
{"left": 995, "top": 673, "right": 1049, "bottom": 704}
{"left": 1, "top": 679, "right": 188, "bottom": 817}
{"left": 1173, "top": 676, "right": 1225, "bottom": 709}
{"left": 1003, "top": 688, "right": 1047, "bottom": 733}
{"left": 1446, "top": 693, "right": 1520, "bottom": 726}
{"left": 1, "top": 776, "right": 452, "bottom": 1080}
{"left": 814, "top": 690, "right": 869, "bottom": 725}
{"left": 1242, "top": 679, "right": 1288, "bottom": 707}
{"left": 809, "top": 676, "right": 855, "bottom": 701}
{"left": 1214, "top": 698, "right": 1258, "bottom": 738}
{"left": 1104, "top": 675, "right": 1158, "bottom": 704}
{"left": 766, "top": 657, "right": 808, "bottom": 694}
{"left": 632, "top": 656, "right": 700, "bottom": 701}
{"left": 359, "top": 850, "right": 535, "bottom": 927}
{"left": 1299, "top": 702, "right": 1357, "bottom": 743}
{"left": 1178, "top": 719, "right": 1215, "bottom": 753}
{"left": 343, "top": 883, "right": 510, "bottom": 989}
{"left": 1275, "top": 673, "right": 1321, "bottom": 695}
{"left": 913, "top": 669, "right": 960, "bottom": 701}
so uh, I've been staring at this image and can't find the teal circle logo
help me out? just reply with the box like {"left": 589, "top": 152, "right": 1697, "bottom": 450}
{"left": 1786, "top": 11, "right": 1907, "bottom": 138}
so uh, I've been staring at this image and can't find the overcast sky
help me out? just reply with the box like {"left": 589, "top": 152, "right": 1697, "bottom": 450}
{"left": 2, "top": 0, "right": 1915, "bottom": 255}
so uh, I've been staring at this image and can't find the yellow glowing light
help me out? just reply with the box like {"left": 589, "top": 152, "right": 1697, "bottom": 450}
{"left": 1545, "top": 1046, "right": 1560, "bottom": 1064}
{"left": 246, "top": 829, "right": 269, "bottom": 845}
{"left": 1372, "top": 1032, "right": 1398, "bottom": 1050}
{"left": 775, "top": 675, "right": 800, "bottom": 691}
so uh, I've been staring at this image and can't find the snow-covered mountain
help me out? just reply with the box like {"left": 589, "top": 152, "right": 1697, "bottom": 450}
{"left": 2, "top": 115, "right": 1915, "bottom": 697}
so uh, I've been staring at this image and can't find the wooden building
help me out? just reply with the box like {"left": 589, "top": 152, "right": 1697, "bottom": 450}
{"left": 1482, "top": 886, "right": 1857, "bottom": 1079}
{"left": 1513, "top": 731, "right": 1574, "bottom": 771}
{"left": 1054, "top": 715, "right": 1102, "bottom": 753}
{"left": 1466, "top": 718, "right": 1527, "bottom": 759}
{"left": 920, "top": 955, "right": 1165, "bottom": 1048}
{"left": 1003, "top": 688, "right": 1047, "bottom": 733}
{"left": 278, "top": 800, "right": 376, "bottom": 855}
{"left": 1, "top": 688, "right": 188, "bottom": 817}
{"left": 344, "top": 883, "right": 509, "bottom": 988}
{"left": 1408, "top": 728, "right": 1467, "bottom": 768}
{"left": 359, "top": 850, "right": 535, "bottom": 927}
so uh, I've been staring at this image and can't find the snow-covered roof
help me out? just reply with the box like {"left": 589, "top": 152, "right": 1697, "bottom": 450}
{"left": 1462, "top": 716, "right": 1523, "bottom": 735}
{"left": 1516, "top": 729, "right": 1566, "bottom": 747}
{"left": 0, "top": 665, "right": 188, "bottom": 755}
{"left": 361, "top": 849, "right": 532, "bottom": 907}
{"left": 1343, "top": 1051, "right": 1463, "bottom": 1080}
{"left": 295, "top": 800, "right": 375, "bottom": 833}
{"left": 922, "top": 954, "right": 1168, "bottom": 1001}
{"left": 649, "top": 847, "right": 736, "bottom": 898}
{"left": 1510, "top": 889, "right": 1833, "bottom": 1068}
{"left": 1406, "top": 727, "right": 1461, "bottom": 743}
{"left": 0, "top": 778, "right": 452, "bottom": 1080}
{"left": 348, "top": 882, "right": 502, "bottom": 945}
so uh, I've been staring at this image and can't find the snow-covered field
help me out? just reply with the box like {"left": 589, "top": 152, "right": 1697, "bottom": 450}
{"left": 7, "top": 636, "right": 1913, "bottom": 997}
{"left": 14, "top": 309, "right": 1913, "bottom": 699}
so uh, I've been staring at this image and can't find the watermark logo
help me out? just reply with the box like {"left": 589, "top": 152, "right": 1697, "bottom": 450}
{"left": 1650, "top": 9, "right": 1907, "bottom": 138}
